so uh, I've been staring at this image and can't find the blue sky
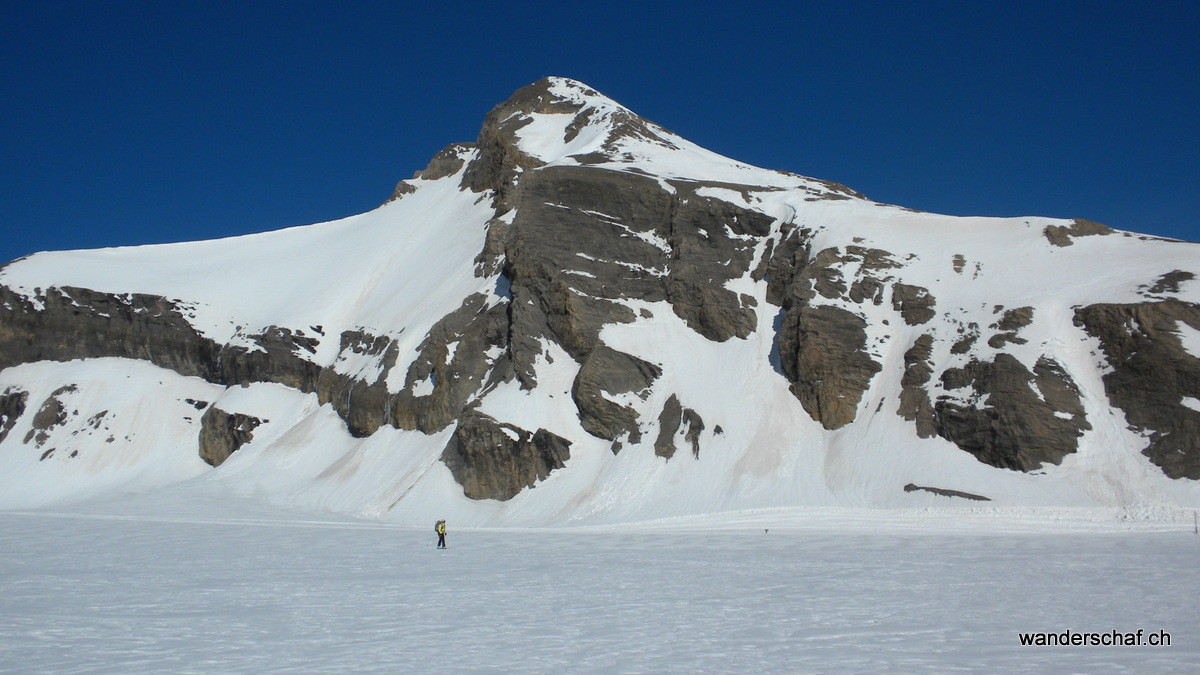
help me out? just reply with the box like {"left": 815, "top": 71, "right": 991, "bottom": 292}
{"left": 2, "top": 1, "right": 1197, "bottom": 264}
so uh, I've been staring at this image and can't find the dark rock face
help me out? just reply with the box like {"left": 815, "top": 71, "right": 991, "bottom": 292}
{"left": 0, "top": 387, "right": 27, "bottom": 444}
{"left": 934, "top": 354, "right": 1090, "bottom": 471}
{"left": 781, "top": 245, "right": 902, "bottom": 307}
{"left": 440, "top": 411, "right": 571, "bottom": 501}
{"left": 390, "top": 142, "right": 476, "bottom": 202}
{"left": 654, "top": 394, "right": 705, "bottom": 459}
{"left": 460, "top": 81, "right": 557, "bottom": 208}
{"left": 387, "top": 180, "right": 417, "bottom": 201}
{"left": 414, "top": 142, "right": 473, "bottom": 181}
{"left": 903, "top": 483, "right": 990, "bottom": 501}
{"left": 666, "top": 275, "right": 757, "bottom": 343}
{"left": 499, "top": 164, "right": 771, "bottom": 380}
{"left": 951, "top": 329, "right": 979, "bottom": 354}
{"left": 891, "top": 284, "right": 937, "bottom": 326}
{"left": 0, "top": 285, "right": 511, "bottom": 442}
{"left": 994, "top": 307, "right": 1034, "bottom": 332}
{"left": 655, "top": 395, "right": 683, "bottom": 458}
{"left": 897, "top": 334, "right": 937, "bottom": 438}
{"left": 23, "top": 384, "right": 76, "bottom": 448}
{"left": 764, "top": 241, "right": 902, "bottom": 429}
{"left": 987, "top": 306, "right": 1033, "bottom": 348}
{"left": 0, "top": 284, "right": 334, "bottom": 398}
{"left": 778, "top": 305, "right": 881, "bottom": 430}
{"left": 383, "top": 294, "right": 510, "bottom": 435}
{"left": 502, "top": 165, "right": 664, "bottom": 365}
{"left": 1142, "top": 270, "right": 1195, "bottom": 296}
{"left": 571, "top": 345, "right": 661, "bottom": 451}
{"left": 663, "top": 181, "right": 773, "bottom": 341}
{"left": 762, "top": 228, "right": 813, "bottom": 305}
{"left": 0, "top": 285, "right": 226, "bottom": 380}
{"left": 198, "top": 407, "right": 264, "bottom": 467}
{"left": 1075, "top": 299, "right": 1200, "bottom": 478}
{"left": 1044, "top": 218, "right": 1114, "bottom": 247}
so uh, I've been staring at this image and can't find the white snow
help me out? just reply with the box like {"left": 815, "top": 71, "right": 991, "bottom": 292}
{"left": 1175, "top": 321, "right": 1200, "bottom": 359}
{"left": 0, "top": 359, "right": 220, "bottom": 509}
{"left": 410, "top": 375, "right": 435, "bottom": 397}
{"left": 0, "top": 488, "right": 1197, "bottom": 672}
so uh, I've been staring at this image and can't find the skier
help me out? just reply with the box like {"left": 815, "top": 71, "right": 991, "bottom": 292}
{"left": 435, "top": 519, "right": 447, "bottom": 549}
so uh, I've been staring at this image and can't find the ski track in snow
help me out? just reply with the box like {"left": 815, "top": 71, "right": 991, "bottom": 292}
{"left": 2, "top": 496, "right": 1198, "bottom": 672}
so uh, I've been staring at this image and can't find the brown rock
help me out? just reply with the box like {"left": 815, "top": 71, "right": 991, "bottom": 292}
{"left": 571, "top": 345, "right": 661, "bottom": 450}
{"left": 440, "top": 411, "right": 571, "bottom": 501}
{"left": 933, "top": 354, "right": 1090, "bottom": 471}
{"left": 198, "top": 407, "right": 263, "bottom": 467}
{"left": 1074, "top": 299, "right": 1200, "bottom": 478}
{"left": 779, "top": 305, "right": 882, "bottom": 429}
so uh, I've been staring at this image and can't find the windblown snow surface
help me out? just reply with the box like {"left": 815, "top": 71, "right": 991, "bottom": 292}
{"left": 2, "top": 77, "right": 1200, "bottom": 669}
{"left": 2, "top": 486, "right": 1198, "bottom": 672}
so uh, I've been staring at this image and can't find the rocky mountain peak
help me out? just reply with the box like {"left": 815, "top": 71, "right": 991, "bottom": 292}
{"left": 457, "top": 77, "right": 682, "bottom": 203}
{"left": 402, "top": 77, "right": 864, "bottom": 208}
{"left": 494, "top": 77, "right": 625, "bottom": 120}
{"left": 484, "top": 76, "right": 676, "bottom": 158}
{"left": 1, "top": 78, "right": 1199, "bottom": 521}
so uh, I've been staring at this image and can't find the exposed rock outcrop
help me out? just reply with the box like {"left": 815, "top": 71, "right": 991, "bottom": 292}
{"left": 1044, "top": 218, "right": 1114, "bottom": 247}
{"left": 503, "top": 165, "right": 662, "bottom": 365}
{"left": 903, "top": 483, "right": 990, "bottom": 501}
{"left": 891, "top": 284, "right": 937, "bottom": 325}
{"left": 23, "top": 384, "right": 77, "bottom": 449}
{"left": 198, "top": 407, "right": 264, "bottom": 467}
{"left": 440, "top": 411, "right": 571, "bottom": 501}
{"left": 654, "top": 394, "right": 705, "bottom": 459}
{"left": 382, "top": 294, "right": 510, "bottom": 435}
{"left": 0, "top": 284, "right": 512, "bottom": 441}
{"left": 778, "top": 305, "right": 881, "bottom": 429}
{"left": 934, "top": 354, "right": 1090, "bottom": 471}
{"left": 762, "top": 227, "right": 813, "bottom": 305}
{"left": 0, "top": 387, "right": 27, "bottom": 444}
{"left": 987, "top": 306, "right": 1033, "bottom": 348}
{"left": 663, "top": 181, "right": 772, "bottom": 341}
{"left": 460, "top": 80, "right": 558, "bottom": 208}
{"left": 780, "top": 245, "right": 902, "bottom": 307}
{"left": 897, "top": 334, "right": 937, "bottom": 438}
{"left": 571, "top": 345, "right": 661, "bottom": 451}
{"left": 1074, "top": 299, "right": 1200, "bottom": 478}
{"left": 1142, "top": 270, "right": 1195, "bottom": 296}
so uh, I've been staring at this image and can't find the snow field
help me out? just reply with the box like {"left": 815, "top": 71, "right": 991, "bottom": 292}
{"left": 1, "top": 492, "right": 1197, "bottom": 672}
{"left": 0, "top": 359, "right": 220, "bottom": 509}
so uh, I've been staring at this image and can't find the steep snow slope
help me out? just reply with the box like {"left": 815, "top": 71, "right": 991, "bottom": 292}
{"left": 1, "top": 152, "right": 496, "bottom": 367}
{"left": 1, "top": 77, "right": 1198, "bottom": 523}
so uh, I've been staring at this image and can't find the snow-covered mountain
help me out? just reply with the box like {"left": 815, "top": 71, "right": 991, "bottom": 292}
{"left": 2, "top": 77, "right": 1198, "bottom": 524}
